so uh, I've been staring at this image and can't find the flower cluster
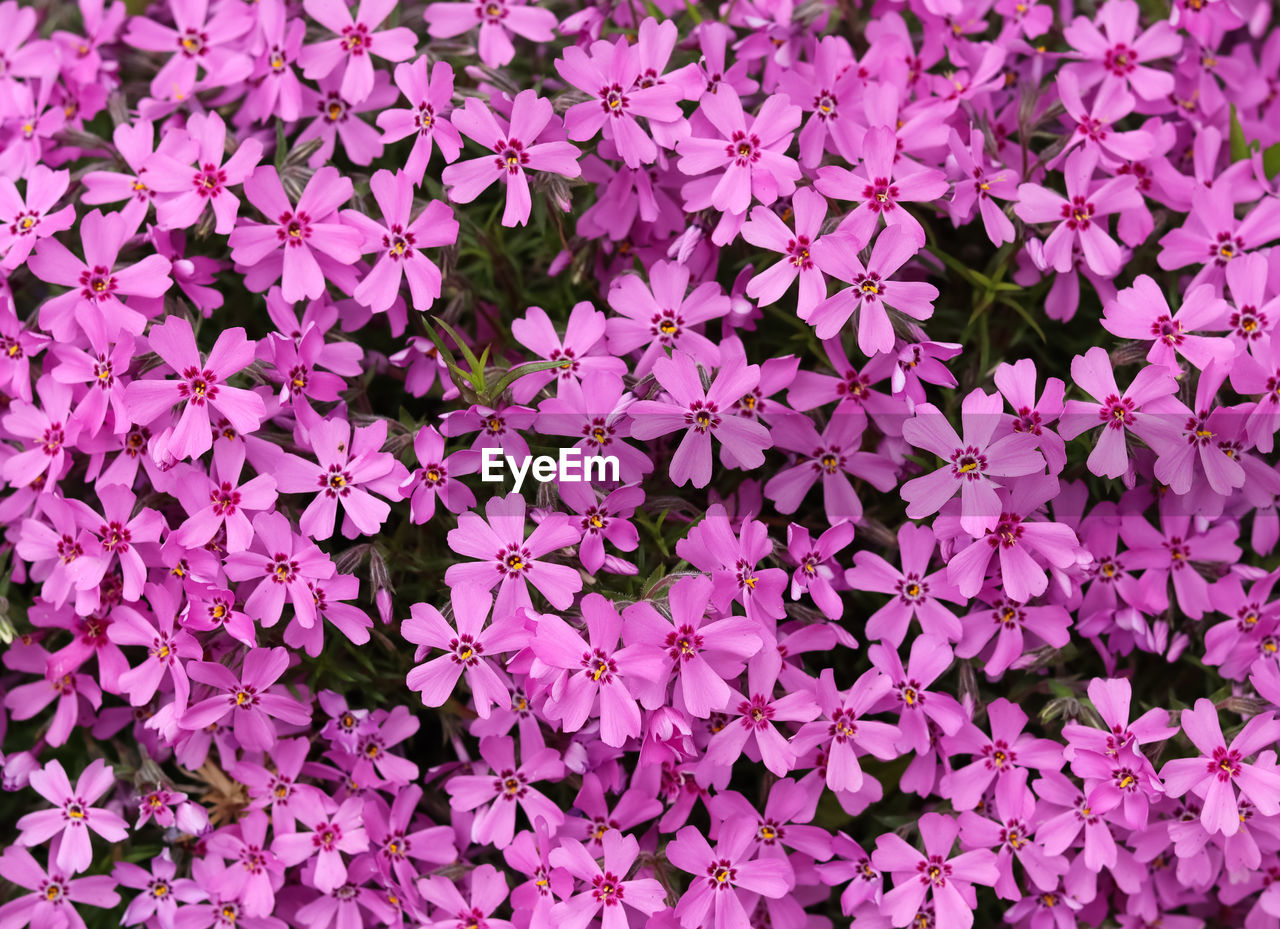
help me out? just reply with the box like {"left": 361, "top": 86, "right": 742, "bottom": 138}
{"left": 1, "top": 1, "right": 1280, "bottom": 929}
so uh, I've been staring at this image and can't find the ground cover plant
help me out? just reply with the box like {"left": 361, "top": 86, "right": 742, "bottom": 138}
{"left": 1, "top": 0, "right": 1280, "bottom": 927}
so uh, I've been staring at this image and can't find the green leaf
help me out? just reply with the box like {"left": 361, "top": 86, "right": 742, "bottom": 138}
{"left": 1228, "top": 105, "right": 1252, "bottom": 163}
{"left": 486, "top": 359, "right": 571, "bottom": 401}
{"left": 274, "top": 119, "right": 287, "bottom": 171}
{"left": 1264, "top": 141, "right": 1280, "bottom": 181}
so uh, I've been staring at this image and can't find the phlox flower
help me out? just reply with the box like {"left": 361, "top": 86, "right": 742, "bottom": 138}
{"left": 0, "top": 844, "right": 120, "bottom": 929}
{"left": 1013, "top": 147, "right": 1140, "bottom": 278}
{"left": 1156, "top": 186, "right": 1280, "bottom": 288}
{"left": 786, "top": 522, "right": 855, "bottom": 620}
{"left": 941, "top": 699, "right": 1065, "bottom": 812}
{"left": 182, "top": 647, "right": 311, "bottom": 752}
{"left": 230, "top": 737, "right": 327, "bottom": 834}
{"left": 946, "top": 127, "right": 1017, "bottom": 247}
{"left": 1228, "top": 331, "right": 1280, "bottom": 453}
{"left": 445, "top": 736, "right": 565, "bottom": 849}
{"left": 741, "top": 187, "right": 829, "bottom": 318}
{"left": 298, "top": 0, "right": 417, "bottom": 104}
{"left": 703, "top": 649, "right": 820, "bottom": 778}
{"left": 1119, "top": 504, "right": 1240, "bottom": 620}
{"left": 364, "top": 783, "right": 457, "bottom": 888}
{"left": 556, "top": 24, "right": 686, "bottom": 168}
{"left": 295, "top": 71, "right": 398, "bottom": 168}
{"left": 223, "top": 511, "right": 336, "bottom": 628}
{"left": 72, "top": 483, "right": 165, "bottom": 608}
{"left": 107, "top": 584, "right": 201, "bottom": 712}
{"left": 1159, "top": 699, "right": 1280, "bottom": 836}
{"left": 558, "top": 482, "right": 643, "bottom": 575}
{"left": 0, "top": 300, "right": 47, "bottom": 403}
{"left": 401, "top": 424, "right": 477, "bottom": 524}
{"left": 272, "top": 797, "right": 369, "bottom": 894}
{"left": 1100, "top": 275, "right": 1230, "bottom": 372}
{"left": 1, "top": 376, "right": 78, "bottom": 492}
{"left": 1058, "top": 346, "right": 1179, "bottom": 479}
{"left": 377, "top": 57, "right": 463, "bottom": 186}
{"left": 171, "top": 442, "right": 278, "bottom": 552}
{"left": 122, "top": 0, "right": 252, "bottom": 102}
{"left": 259, "top": 319, "right": 364, "bottom": 409}
{"left": 994, "top": 358, "right": 1068, "bottom": 474}
{"left": 345, "top": 169, "right": 457, "bottom": 313}
{"left": 535, "top": 372, "right": 654, "bottom": 483}
{"left": 446, "top": 491, "right": 582, "bottom": 617}
{"left": 675, "top": 87, "right": 801, "bottom": 218}
{"left": 900, "top": 390, "right": 1046, "bottom": 537}
{"left": 867, "top": 636, "right": 967, "bottom": 755}
{"left": 80, "top": 120, "right": 168, "bottom": 227}
{"left": 15, "top": 759, "right": 128, "bottom": 875}
{"left": 403, "top": 585, "right": 528, "bottom": 717}
{"left": 2, "top": 640, "right": 102, "bottom": 747}
{"left": 628, "top": 351, "right": 772, "bottom": 489}
{"left": 511, "top": 301, "right": 627, "bottom": 403}
{"left": 956, "top": 595, "right": 1073, "bottom": 679}
{"left": 202, "top": 811, "right": 284, "bottom": 917}
{"left": 622, "top": 575, "right": 763, "bottom": 718}
{"left": 228, "top": 166, "right": 364, "bottom": 303}
{"left": 49, "top": 333, "right": 134, "bottom": 439}
{"left": 548, "top": 831, "right": 667, "bottom": 929}
{"left": 676, "top": 505, "right": 788, "bottom": 622}
{"left": 606, "top": 258, "right": 728, "bottom": 376}
{"left": 145, "top": 112, "right": 263, "bottom": 235}
{"left": 1053, "top": 70, "right": 1155, "bottom": 167}
{"left": 846, "top": 523, "right": 964, "bottom": 647}
{"left": 792, "top": 668, "right": 900, "bottom": 795}
{"left": 944, "top": 475, "right": 1085, "bottom": 603}
{"left": 0, "top": 165, "right": 74, "bottom": 271}
{"left": 957, "top": 769, "right": 1066, "bottom": 900}
{"left": 240, "top": 0, "right": 305, "bottom": 123}
{"left": 123, "top": 314, "right": 265, "bottom": 463}
{"left": 815, "top": 125, "right": 949, "bottom": 247}
{"left": 813, "top": 225, "right": 939, "bottom": 352}
{"left": 1062, "top": 0, "right": 1181, "bottom": 100}
{"left": 666, "top": 817, "right": 794, "bottom": 929}
{"left": 113, "top": 852, "right": 203, "bottom": 929}
{"left": 441, "top": 90, "right": 582, "bottom": 228}
{"left": 273, "top": 417, "right": 408, "bottom": 540}
{"left": 29, "top": 209, "right": 173, "bottom": 343}
{"left": 424, "top": 0, "right": 557, "bottom": 68}
{"left": 872, "top": 812, "right": 999, "bottom": 929}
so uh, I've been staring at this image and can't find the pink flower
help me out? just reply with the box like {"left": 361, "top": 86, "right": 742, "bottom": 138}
{"left": 867, "top": 636, "right": 967, "bottom": 754}
{"left": 766, "top": 411, "right": 897, "bottom": 524}
{"left": 548, "top": 832, "right": 668, "bottom": 929}
{"left": 1053, "top": 70, "right": 1154, "bottom": 166}
{"left": 1062, "top": 0, "right": 1181, "bottom": 100}
{"left": 606, "top": 259, "right": 728, "bottom": 376}
{"left": 815, "top": 125, "right": 949, "bottom": 247}
{"left": 171, "top": 442, "right": 278, "bottom": 552}
{"left": 0, "top": 845, "right": 120, "bottom": 929}
{"left": 1013, "top": 147, "right": 1140, "bottom": 277}
{"left": 946, "top": 127, "right": 1018, "bottom": 247}
{"left": 424, "top": 0, "right": 557, "bottom": 68}
{"left": 0, "top": 165, "right": 74, "bottom": 271}
{"left": 847, "top": 523, "right": 964, "bottom": 647}
{"left": 900, "top": 390, "right": 1046, "bottom": 537}
{"left": 785, "top": 522, "right": 856, "bottom": 620}
{"left": 622, "top": 575, "right": 763, "bottom": 719}
{"left": 182, "top": 646, "right": 312, "bottom": 752}
{"left": 1100, "top": 274, "right": 1231, "bottom": 372}
{"left": 274, "top": 417, "right": 408, "bottom": 540}
{"left": 15, "top": 759, "right": 128, "bottom": 874}
{"left": 511, "top": 301, "right": 627, "bottom": 403}
{"left": 377, "top": 57, "right": 464, "bottom": 186}
{"left": 272, "top": 796, "right": 369, "bottom": 893}
{"left": 1, "top": 376, "right": 78, "bottom": 492}
{"left": 809, "top": 225, "right": 939, "bottom": 352}
{"left": 403, "top": 585, "right": 528, "bottom": 718}
{"left": 401, "top": 424, "right": 477, "bottom": 524}
{"left": 107, "top": 584, "right": 201, "bottom": 712}
{"left": 28, "top": 209, "right": 173, "bottom": 343}
{"left": 677, "top": 505, "right": 789, "bottom": 622}
{"left": 223, "top": 511, "right": 336, "bottom": 629}
{"left": 528, "top": 594, "right": 665, "bottom": 746}
{"left": 228, "top": 165, "right": 364, "bottom": 303}
{"left": 556, "top": 25, "right": 685, "bottom": 168}
{"left": 628, "top": 351, "right": 772, "bottom": 489}
{"left": 1159, "top": 699, "right": 1280, "bottom": 836}
{"left": 666, "top": 817, "right": 794, "bottom": 929}
{"left": 123, "top": 315, "right": 265, "bottom": 462}
{"left": 557, "top": 481, "right": 643, "bottom": 575}
{"left": 445, "top": 491, "right": 582, "bottom": 617}
{"left": 872, "top": 812, "right": 999, "bottom": 929}
{"left": 441, "top": 90, "right": 582, "bottom": 228}
{"left": 703, "top": 648, "right": 820, "bottom": 777}
{"left": 675, "top": 87, "right": 801, "bottom": 217}
{"left": 793, "top": 668, "right": 901, "bottom": 794}
{"left": 1156, "top": 187, "right": 1280, "bottom": 288}
{"left": 344, "top": 169, "right": 458, "bottom": 313}
{"left": 445, "top": 736, "right": 565, "bottom": 849}
{"left": 122, "top": 0, "right": 252, "bottom": 101}
{"left": 1058, "top": 346, "right": 1179, "bottom": 479}
{"left": 298, "top": 0, "right": 417, "bottom": 104}
{"left": 741, "top": 188, "right": 829, "bottom": 317}
{"left": 145, "top": 112, "right": 263, "bottom": 235}
{"left": 940, "top": 699, "right": 1064, "bottom": 811}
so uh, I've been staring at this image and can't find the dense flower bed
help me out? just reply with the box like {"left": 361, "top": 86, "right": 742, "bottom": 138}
{"left": 2, "top": 0, "right": 1280, "bottom": 927}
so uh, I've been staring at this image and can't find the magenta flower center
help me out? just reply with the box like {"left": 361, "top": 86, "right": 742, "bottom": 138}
{"left": 177, "top": 29, "right": 207, "bottom": 57}
{"left": 727, "top": 130, "right": 761, "bottom": 165}
{"left": 1208, "top": 747, "right": 1242, "bottom": 780}
{"left": 917, "top": 855, "right": 952, "bottom": 886}
{"left": 1100, "top": 394, "right": 1135, "bottom": 428}
{"left": 950, "top": 446, "right": 988, "bottom": 479}
{"left": 787, "top": 234, "right": 813, "bottom": 268}
{"left": 707, "top": 859, "right": 737, "bottom": 888}
{"left": 863, "top": 177, "right": 899, "bottom": 211}
{"left": 268, "top": 553, "right": 299, "bottom": 583}
{"left": 277, "top": 210, "right": 313, "bottom": 246}
{"left": 665, "top": 624, "right": 704, "bottom": 661}
{"left": 341, "top": 23, "right": 371, "bottom": 54}
{"left": 1063, "top": 196, "right": 1094, "bottom": 228}
{"left": 495, "top": 138, "right": 529, "bottom": 174}
{"left": 812, "top": 90, "right": 838, "bottom": 118}
{"left": 686, "top": 400, "right": 720, "bottom": 434}
{"left": 80, "top": 266, "right": 118, "bottom": 301}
